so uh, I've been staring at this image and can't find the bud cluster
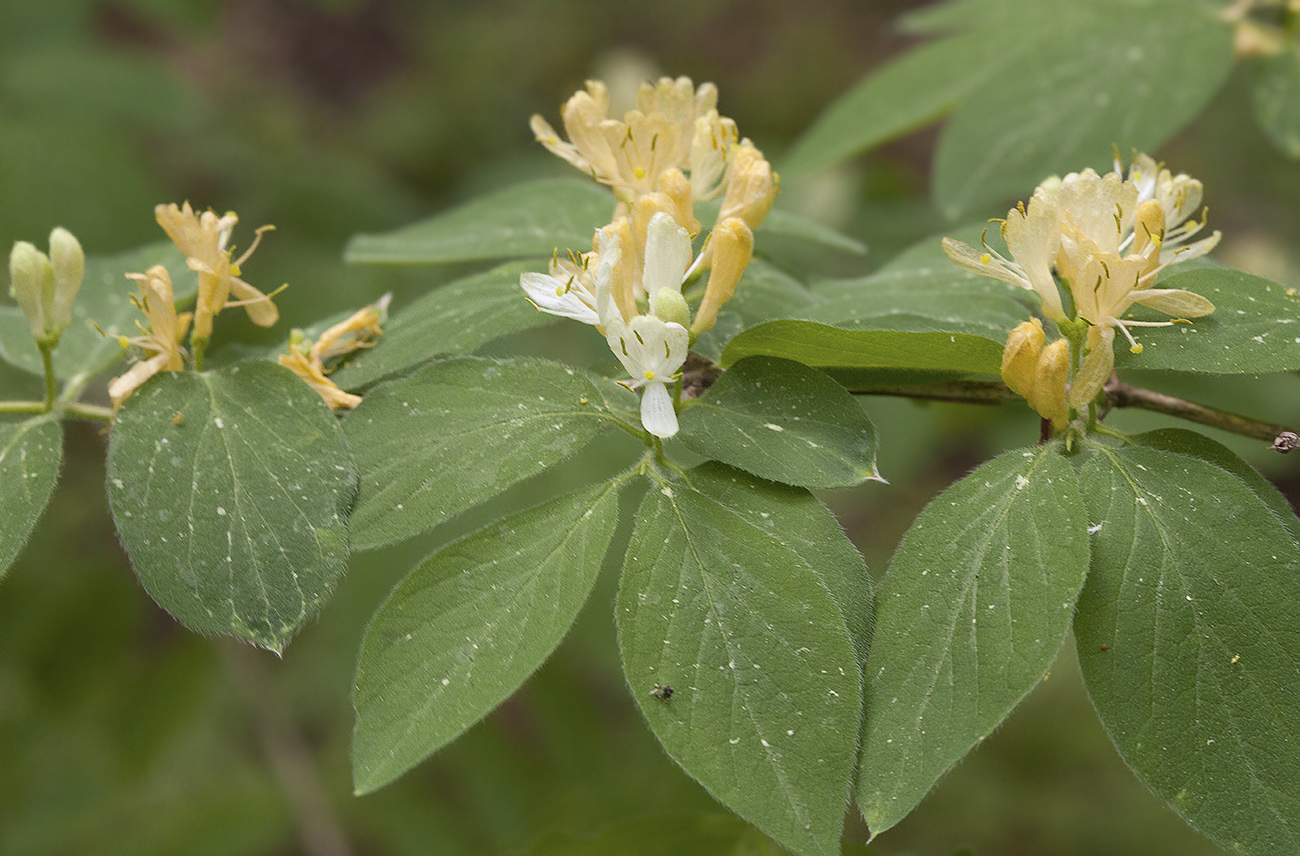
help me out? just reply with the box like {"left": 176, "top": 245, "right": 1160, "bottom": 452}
{"left": 8, "top": 227, "right": 84, "bottom": 346}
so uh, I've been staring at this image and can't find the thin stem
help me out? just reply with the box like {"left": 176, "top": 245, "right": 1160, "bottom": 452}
{"left": 192, "top": 336, "right": 208, "bottom": 373}
{"left": 39, "top": 343, "right": 57, "bottom": 412}
{"left": 843, "top": 380, "right": 1017, "bottom": 405}
{"left": 1105, "top": 379, "right": 1295, "bottom": 445}
{"left": 64, "top": 402, "right": 113, "bottom": 422}
{"left": 0, "top": 399, "right": 112, "bottom": 421}
{"left": 844, "top": 377, "right": 1296, "bottom": 449}
{"left": 0, "top": 400, "right": 46, "bottom": 415}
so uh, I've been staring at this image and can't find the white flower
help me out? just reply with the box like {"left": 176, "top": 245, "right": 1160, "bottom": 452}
{"left": 605, "top": 314, "right": 689, "bottom": 438}
{"left": 520, "top": 225, "right": 625, "bottom": 328}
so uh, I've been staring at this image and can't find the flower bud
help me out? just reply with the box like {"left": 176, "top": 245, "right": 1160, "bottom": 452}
{"left": 717, "top": 140, "right": 777, "bottom": 231}
{"left": 1000, "top": 318, "right": 1045, "bottom": 400}
{"left": 690, "top": 218, "right": 753, "bottom": 336}
{"left": 651, "top": 288, "right": 690, "bottom": 328}
{"left": 48, "top": 227, "right": 84, "bottom": 335}
{"left": 1030, "top": 338, "right": 1071, "bottom": 430}
{"left": 9, "top": 240, "right": 55, "bottom": 341}
{"left": 655, "top": 167, "right": 702, "bottom": 236}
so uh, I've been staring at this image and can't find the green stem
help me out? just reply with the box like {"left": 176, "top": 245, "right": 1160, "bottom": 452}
{"left": 64, "top": 402, "right": 113, "bottom": 422}
{"left": 39, "top": 343, "right": 57, "bottom": 412}
{"left": 192, "top": 336, "right": 208, "bottom": 372}
{"left": 0, "top": 400, "right": 46, "bottom": 415}
{"left": 0, "top": 399, "right": 113, "bottom": 422}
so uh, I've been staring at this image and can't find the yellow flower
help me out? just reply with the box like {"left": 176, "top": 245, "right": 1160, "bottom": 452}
{"left": 530, "top": 77, "right": 739, "bottom": 206}
{"left": 154, "top": 202, "right": 280, "bottom": 342}
{"left": 277, "top": 301, "right": 386, "bottom": 410}
{"left": 108, "top": 265, "right": 193, "bottom": 407}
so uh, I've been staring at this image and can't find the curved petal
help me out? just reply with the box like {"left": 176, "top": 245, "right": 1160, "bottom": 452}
{"left": 1068, "top": 331, "right": 1114, "bottom": 410}
{"left": 520, "top": 272, "right": 600, "bottom": 325}
{"left": 639, "top": 380, "right": 679, "bottom": 438}
{"left": 642, "top": 212, "right": 692, "bottom": 300}
{"left": 1131, "top": 288, "right": 1215, "bottom": 318}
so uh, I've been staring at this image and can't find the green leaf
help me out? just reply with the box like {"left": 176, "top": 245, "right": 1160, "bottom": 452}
{"left": 0, "top": 414, "right": 62, "bottom": 578}
{"left": 343, "top": 356, "right": 631, "bottom": 550}
{"left": 352, "top": 480, "right": 623, "bottom": 794}
{"left": 106, "top": 361, "right": 356, "bottom": 652}
{"left": 617, "top": 464, "right": 867, "bottom": 856}
{"left": 932, "top": 0, "right": 1234, "bottom": 217}
{"left": 805, "top": 229, "right": 1032, "bottom": 341}
{"left": 760, "top": 207, "right": 868, "bottom": 256}
{"left": 720, "top": 321, "right": 1003, "bottom": 378}
{"left": 1074, "top": 440, "right": 1300, "bottom": 856}
{"left": 0, "top": 241, "right": 191, "bottom": 381}
{"left": 1112, "top": 268, "right": 1300, "bottom": 374}
{"left": 1129, "top": 429, "right": 1300, "bottom": 544}
{"left": 691, "top": 259, "right": 819, "bottom": 364}
{"left": 343, "top": 178, "right": 612, "bottom": 265}
{"left": 783, "top": 28, "right": 1017, "bottom": 174}
{"left": 1252, "top": 46, "right": 1300, "bottom": 158}
{"left": 857, "top": 444, "right": 1089, "bottom": 836}
{"left": 329, "top": 261, "right": 555, "bottom": 390}
{"left": 677, "top": 357, "right": 879, "bottom": 488}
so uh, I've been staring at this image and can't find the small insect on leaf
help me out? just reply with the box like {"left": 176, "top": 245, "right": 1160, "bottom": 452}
{"left": 651, "top": 684, "right": 674, "bottom": 701}
{"left": 171, "top": 411, "right": 184, "bottom": 425}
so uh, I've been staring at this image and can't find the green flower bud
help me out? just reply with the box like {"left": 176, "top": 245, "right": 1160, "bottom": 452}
{"left": 651, "top": 288, "right": 690, "bottom": 328}
{"left": 48, "top": 227, "right": 84, "bottom": 336}
{"left": 9, "top": 241, "right": 54, "bottom": 341}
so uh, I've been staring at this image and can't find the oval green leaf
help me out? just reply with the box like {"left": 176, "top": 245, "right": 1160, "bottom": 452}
{"left": 617, "top": 464, "right": 868, "bottom": 856}
{"left": 344, "top": 178, "right": 612, "bottom": 265}
{"left": 858, "top": 444, "right": 1089, "bottom": 837}
{"left": 1113, "top": 268, "right": 1300, "bottom": 374}
{"left": 106, "top": 361, "right": 356, "bottom": 652}
{"left": 720, "top": 321, "right": 1003, "bottom": 378}
{"left": 352, "top": 480, "right": 623, "bottom": 794}
{"left": 1075, "top": 440, "right": 1300, "bottom": 856}
{"left": 0, "top": 414, "right": 62, "bottom": 578}
{"left": 677, "top": 356, "right": 879, "bottom": 488}
{"left": 690, "top": 259, "right": 818, "bottom": 364}
{"left": 932, "top": 1, "right": 1233, "bottom": 218}
{"left": 343, "top": 356, "right": 630, "bottom": 550}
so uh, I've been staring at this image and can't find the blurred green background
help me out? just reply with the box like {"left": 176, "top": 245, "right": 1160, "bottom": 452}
{"left": 2, "top": 1, "right": 1298, "bottom": 854}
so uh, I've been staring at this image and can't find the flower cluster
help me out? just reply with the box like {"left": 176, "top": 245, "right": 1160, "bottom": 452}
{"left": 278, "top": 298, "right": 387, "bottom": 410}
{"left": 523, "top": 76, "right": 777, "bottom": 438}
{"left": 944, "top": 152, "right": 1220, "bottom": 427}
{"left": 110, "top": 203, "right": 283, "bottom": 406}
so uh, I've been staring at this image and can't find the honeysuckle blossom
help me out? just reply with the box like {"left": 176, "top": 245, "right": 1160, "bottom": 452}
{"left": 945, "top": 153, "right": 1220, "bottom": 417}
{"left": 605, "top": 313, "right": 690, "bottom": 438}
{"left": 520, "top": 224, "right": 625, "bottom": 328}
{"left": 520, "top": 212, "right": 696, "bottom": 438}
{"left": 530, "top": 77, "right": 738, "bottom": 206}
{"left": 278, "top": 299, "right": 386, "bottom": 410}
{"left": 154, "top": 202, "right": 280, "bottom": 343}
{"left": 108, "top": 265, "right": 192, "bottom": 407}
